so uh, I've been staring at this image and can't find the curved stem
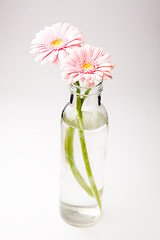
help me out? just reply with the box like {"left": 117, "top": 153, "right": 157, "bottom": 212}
{"left": 65, "top": 126, "right": 94, "bottom": 197}
{"left": 76, "top": 90, "right": 101, "bottom": 210}
{"left": 78, "top": 129, "right": 101, "bottom": 210}
{"left": 64, "top": 82, "right": 101, "bottom": 210}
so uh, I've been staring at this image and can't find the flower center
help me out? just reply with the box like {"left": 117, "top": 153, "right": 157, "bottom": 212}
{"left": 51, "top": 39, "right": 63, "bottom": 48}
{"left": 81, "top": 62, "right": 93, "bottom": 71}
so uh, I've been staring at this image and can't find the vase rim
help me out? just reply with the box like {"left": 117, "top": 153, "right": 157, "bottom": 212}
{"left": 69, "top": 81, "right": 103, "bottom": 96}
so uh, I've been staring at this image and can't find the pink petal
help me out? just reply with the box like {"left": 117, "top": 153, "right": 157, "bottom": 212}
{"left": 96, "top": 53, "right": 111, "bottom": 64}
{"left": 92, "top": 48, "right": 102, "bottom": 62}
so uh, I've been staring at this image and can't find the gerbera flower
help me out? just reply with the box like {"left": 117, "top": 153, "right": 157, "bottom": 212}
{"left": 30, "top": 23, "right": 83, "bottom": 65}
{"left": 61, "top": 45, "right": 114, "bottom": 87}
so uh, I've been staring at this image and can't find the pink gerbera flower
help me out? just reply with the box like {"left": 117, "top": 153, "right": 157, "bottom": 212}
{"left": 61, "top": 45, "right": 114, "bottom": 87}
{"left": 30, "top": 23, "right": 83, "bottom": 65}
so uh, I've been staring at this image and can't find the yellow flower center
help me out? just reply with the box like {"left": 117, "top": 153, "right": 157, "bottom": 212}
{"left": 82, "top": 62, "right": 93, "bottom": 70}
{"left": 51, "top": 39, "right": 63, "bottom": 47}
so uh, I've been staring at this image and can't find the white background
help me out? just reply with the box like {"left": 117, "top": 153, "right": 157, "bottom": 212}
{"left": 0, "top": 0, "right": 160, "bottom": 239}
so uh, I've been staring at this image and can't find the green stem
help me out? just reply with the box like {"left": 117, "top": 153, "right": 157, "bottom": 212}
{"left": 76, "top": 95, "right": 85, "bottom": 129}
{"left": 78, "top": 129, "right": 101, "bottom": 210}
{"left": 81, "top": 88, "right": 91, "bottom": 105}
{"left": 64, "top": 82, "right": 101, "bottom": 210}
{"left": 64, "top": 126, "right": 94, "bottom": 197}
{"left": 76, "top": 88, "right": 101, "bottom": 210}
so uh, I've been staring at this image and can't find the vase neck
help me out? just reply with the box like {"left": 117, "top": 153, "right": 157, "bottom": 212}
{"left": 69, "top": 82, "right": 103, "bottom": 108}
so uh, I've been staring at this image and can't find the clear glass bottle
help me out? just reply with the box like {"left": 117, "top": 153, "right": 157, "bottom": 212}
{"left": 60, "top": 81, "right": 108, "bottom": 227}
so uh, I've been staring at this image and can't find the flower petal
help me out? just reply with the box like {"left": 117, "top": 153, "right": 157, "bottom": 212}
{"left": 61, "top": 45, "right": 114, "bottom": 86}
{"left": 30, "top": 23, "right": 83, "bottom": 65}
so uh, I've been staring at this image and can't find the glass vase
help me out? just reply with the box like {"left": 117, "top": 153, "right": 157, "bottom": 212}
{"left": 60, "top": 82, "right": 108, "bottom": 227}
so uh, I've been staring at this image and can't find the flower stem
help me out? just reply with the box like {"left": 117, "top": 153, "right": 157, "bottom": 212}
{"left": 76, "top": 88, "right": 101, "bottom": 211}
{"left": 64, "top": 126, "right": 94, "bottom": 197}
{"left": 64, "top": 82, "right": 101, "bottom": 210}
{"left": 78, "top": 129, "right": 101, "bottom": 210}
